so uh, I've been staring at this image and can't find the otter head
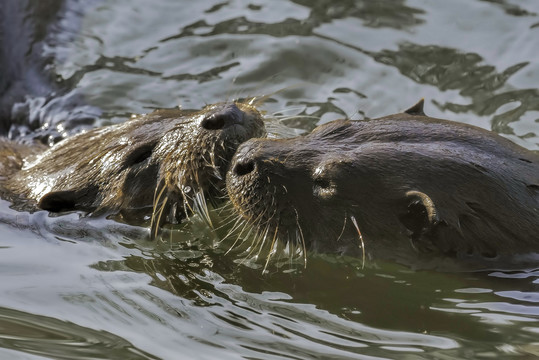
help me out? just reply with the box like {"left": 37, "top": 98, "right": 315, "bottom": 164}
{"left": 225, "top": 120, "right": 437, "bottom": 259}
{"left": 9, "top": 101, "right": 265, "bottom": 236}
{"left": 153, "top": 102, "right": 266, "bottom": 223}
{"left": 227, "top": 110, "right": 539, "bottom": 267}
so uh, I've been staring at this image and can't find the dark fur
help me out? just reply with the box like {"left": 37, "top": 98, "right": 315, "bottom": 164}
{"left": 227, "top": 101, "right": 539, "bottom": 267}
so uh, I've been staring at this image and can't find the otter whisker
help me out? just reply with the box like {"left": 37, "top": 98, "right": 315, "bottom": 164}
{"left": 336, "top": 212, "right": 347, "bottom": 242}
{"left": 287, "top": 236, "right": 296, "bottom": 269}
{"left": 243, "top": 223, "right": 270, "bottom": 264}
{"left": 210, "top": 168, "right": 222, "bottom": 181}
{"left": 200, "top": 153, "right": 213, "bottom": 169}
{"left": 258, "top": 224, "right": 274, "bottom": 259}
{"left": 217, "top": 154, "right": 229, "bottom": 164}
{"left": 238, "top": 228, "right": 261, "bottom": 265}
{"left": 193, "top": 190, "right": 213, "bottom": 227}
{"left": 152, "top": 180, "right": 166, "bottom": 210}
{"left": 215, "top": 202, "right": 236, "bottom": 220}
{"left": 263, "top": 225, "right": 280, "bottom": 273}
{"left": 153, "top": 195, "right": 169, "bottom": 240}
{"left": 221, "top": 215, "right": 248, "bottom": 244}
{"left": 207, "top": 177, "right": 221, "bottom": 192}
{"left": 247, "top": 223, "right": 265, "bottom": 255}
{"left": 181, "top": 189, "right": 195, "bottom": 216}
{"left": 208, "top": 194, "right": 220, "bottom": 209}
{"left": 273, "top": 115, "right": 321, "bottom": 123}
{"left": 225, "top": 217, "right": 255, "bottom": 254}
{"left": 214, "top": 192, "right": 230, "bottom": 202}
{"left": 150, "top": 181, "right": 168, "bottom": 237}
{"left": 210, "top": 144, "right": 217, "bottom": 168}
{"left": 236, "top": 198, "right": 274, "bottom": 228}
{"left": 212, "top": 207, "right": 242, "bottom": 233}
{"left": 248, "top": 83, "right": 305, "bottom": 108}
{"left": 194, "top": 181, "right": 213, "bottom": 221}
{"left": 350, "top": 215, "right": 366, "bottom": 269}
{"left": 270, "top": 105, "right": 310, "bottom": 116}
{"left": 294, "top": 208, "right": 307, "bottom": 268}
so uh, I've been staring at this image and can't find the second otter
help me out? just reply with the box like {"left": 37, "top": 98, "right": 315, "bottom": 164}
{"left": 226, "top": 100, "right": 539, "bottom": 269}
{"left": 3, "top": 101, "right": 265, "bottom": 236}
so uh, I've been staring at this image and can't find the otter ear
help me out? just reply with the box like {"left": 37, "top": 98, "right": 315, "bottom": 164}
{"left": 38, "top": 190, "right": 79, "bottom": 212}
{"left": 399, "top": 190, "right": 438, "bottom": 238}
{"left": 404, "top": 99, "right": 426, "bottom": 116}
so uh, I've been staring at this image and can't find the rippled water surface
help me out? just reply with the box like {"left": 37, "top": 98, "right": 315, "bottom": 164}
{"left": 1, "top": 0, "right": 539, "bottom": 359}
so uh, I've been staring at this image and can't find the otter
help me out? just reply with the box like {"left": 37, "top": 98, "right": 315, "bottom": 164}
{"left": 2, "top": 101, "right": 265, "bottom": 236}
{"left": 1, "top": 0, "right": 267, "bottom": 237}
{"left": 226, "top": 100, "right": 539, "bottom": 269}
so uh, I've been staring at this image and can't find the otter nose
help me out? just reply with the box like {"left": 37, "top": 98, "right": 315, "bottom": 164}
{"left": 231, "top": 141, "right": 259, "bottom": 177}
{"left": 233, "top": 158, "right": 255, "bottom": 176}
{"left": 201, "top": 103, "right": 244, "bottom": 130}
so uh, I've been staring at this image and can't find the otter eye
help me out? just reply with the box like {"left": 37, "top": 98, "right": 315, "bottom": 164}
{"left": 314, "top": 177, "right": 331, "bottom": 189}
{"left": 124, "top": 143, "right": 155, "bottom": 167}
{"left": 313, "top": 176, "right": 337, "bottom": 199}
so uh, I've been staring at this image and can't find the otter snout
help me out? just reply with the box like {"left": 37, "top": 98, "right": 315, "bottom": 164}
{"left": 201, "top": 103, "right": 244, "bottom": 130}
{"left": 230, "top": 140, "right": 261, "bottom": 178}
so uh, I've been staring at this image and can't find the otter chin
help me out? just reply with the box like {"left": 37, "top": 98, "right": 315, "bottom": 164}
{"left": 226, "top": 100, "right": 539, "bottom": 269}
{"left": 3, "top": 101, "right": 266, "bottom": 236}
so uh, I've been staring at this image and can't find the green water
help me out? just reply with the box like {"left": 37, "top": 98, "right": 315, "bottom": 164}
{"left": 1, "top": 0, "right": 538, "bottom": 359}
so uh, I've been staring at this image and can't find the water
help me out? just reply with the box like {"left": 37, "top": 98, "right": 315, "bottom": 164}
{"left": 1, "top": 0, "right": 539, "bottom": 359}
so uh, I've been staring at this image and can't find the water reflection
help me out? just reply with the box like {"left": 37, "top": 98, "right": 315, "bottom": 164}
{"left": 0, "top": 307, "right": 156, "bottom": 360}
{"left": 292, "top": 0, "right": 425, "bottom": 30}
{"left": 478, "top": 0, "right": 538, "bottom": 17}
{"left": 167, "top": 0, "right": 424, "bottom": 41}
{"left": 85, "top": 224, "right": 539, "bottom": 358}
{"left": 373, "top": 43, "right": 539, "bottom": 135}
{"left": 149, "top": 0, "right": 538, "bottom": 143}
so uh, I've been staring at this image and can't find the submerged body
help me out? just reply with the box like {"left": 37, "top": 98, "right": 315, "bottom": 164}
{"left": 2, "top": 102, "right": 265, "bottom": 233}
{"left": 227, "top": 101, "right": 539, "bottom": 269}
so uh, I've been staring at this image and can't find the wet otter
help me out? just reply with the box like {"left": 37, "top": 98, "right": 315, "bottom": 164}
{"left": 3, "top": 101, "right": 265, "bottom": 236}
{"left": 226, "top": 100, "right": 539, "bottom": 269}
{"left": 1, "top": 0, "right": 267, "bottom": 236}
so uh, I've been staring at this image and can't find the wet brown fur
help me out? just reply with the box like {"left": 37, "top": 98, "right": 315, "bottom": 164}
{"left": 1, "top": 101, "right": 265, "bottom": 231}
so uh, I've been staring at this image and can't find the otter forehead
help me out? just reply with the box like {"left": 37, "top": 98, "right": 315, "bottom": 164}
{"left": 243, "top": 114, "right": 535, "bottom": 170}
{"left": 311, "top": 115, "right": 525, "bottom": 153}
